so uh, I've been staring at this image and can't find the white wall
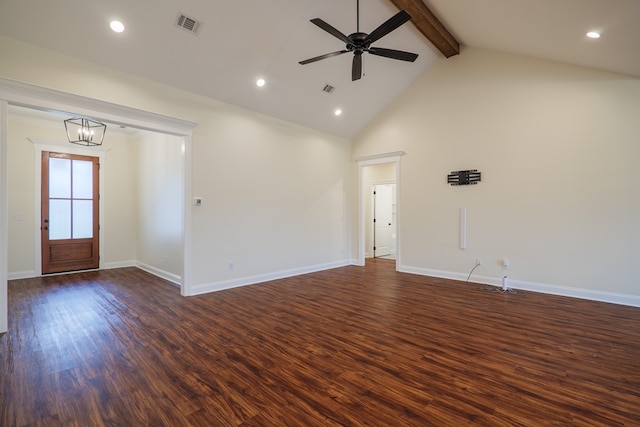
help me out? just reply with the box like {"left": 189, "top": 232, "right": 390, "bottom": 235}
{"left": 0, "top": 35, "right": 352, "bottom": 296}
{"left": 353, "top": 47, "right": 640, "bottom": 303}
{"left": 189, "top": 112, "right": 352, "bottom": 292}
{"left": 6, "top": 118, "right": 37, "bottom": 275}
{"left": 102, "top": 131, "right": 138, "bottom": 268}
{"left": 135, "top": 132, "right": 183, "bottom": 281}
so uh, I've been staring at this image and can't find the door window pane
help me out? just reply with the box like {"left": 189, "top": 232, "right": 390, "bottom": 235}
{"left": 72, "top": 200, "right": 93, "bottom": 238}
{"left": 49, "top": 199, "right": 71, "bottom": 240}
{"left": 72, "top": 160, "right": 93, "bottom": 199}
{"left": 49, "top": 158, "right": 71, "bottom": 198}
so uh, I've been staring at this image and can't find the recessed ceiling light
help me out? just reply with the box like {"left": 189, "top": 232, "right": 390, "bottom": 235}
{"left": 334, "top": 109, "right": 342, "bottom": 116}
{"left": 586, "top": 31, "right": 600, "bottom": 39}
{"left": 256, "top": 78, "right": 266, "bottom": 87}
{"left": 110, "top": 20, "right": 125, "bottom": 33}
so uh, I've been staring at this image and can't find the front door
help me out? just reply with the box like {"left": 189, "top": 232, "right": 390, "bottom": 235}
{"left": 41, "top": 151, "right": 99, "bottom": 274}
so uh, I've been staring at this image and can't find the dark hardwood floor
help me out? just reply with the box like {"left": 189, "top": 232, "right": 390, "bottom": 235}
{"left": 1, "top": 259, "right": 639, "bottom": 426}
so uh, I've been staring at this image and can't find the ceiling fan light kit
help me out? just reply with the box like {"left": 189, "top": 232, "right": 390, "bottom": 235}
{"left": 299, "top": 0, "right": 418, "bottom": 81}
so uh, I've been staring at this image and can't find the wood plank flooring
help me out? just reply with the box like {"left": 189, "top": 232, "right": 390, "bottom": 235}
{"left": 1, "top": 259, "right": 640, "bottom": 426}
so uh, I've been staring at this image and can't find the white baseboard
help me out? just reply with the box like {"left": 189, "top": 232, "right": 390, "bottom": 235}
{"left": 135, "top": 262, "right": 181, "bottom": 286}
{"left": 507, "top": 278, "right": 640, "bottom": 308}
{"left": 105, "top": 260, "right": 182, "bottom": 286}
{"left": 8, "top": 261, "right": 137, "bottom": 280}
{"left": 8, "top": 264, "right": 133, "bottom": 280}
{"left": 399, "top": 264, "right": 640, "bottom": 308}
{"left": 8, "top": 270, "right": 37, "bottom": 280}
{"left": 8, "top": 261, "right": 181, "bottom": 286}
{"left": 189, "top": 259, "right": 351, "bottom": 296}
{"left": 15, "top": 258, "right": 636, "bottom": 308}
{"left": 103, "top": 260, "right": 137, "bottom": 270}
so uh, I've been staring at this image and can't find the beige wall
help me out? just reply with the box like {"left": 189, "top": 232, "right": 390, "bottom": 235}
{"left": 353, "top": 47, "right": 640, "bottom": 302}
{"left": 102, "top": 131, "right": 138, "bottom": 268}
{"left": 6, "top": 118, "right": 40, "bottom": 275}
{"left": 135, "top": 132, "right": 184, "bottom": 280}
{"left": 189, "top": 112, "right": 351, "bottom": 290}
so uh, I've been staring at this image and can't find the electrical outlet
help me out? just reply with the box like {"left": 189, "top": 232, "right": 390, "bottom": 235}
{"left": 476, "top": 258, "right": 482, "bottom": 266}
{"left": 228, "top": 261, "right": 234, "bottom": 271}
{"left": 502, "top": 258, "right": 509, "bottom": 269}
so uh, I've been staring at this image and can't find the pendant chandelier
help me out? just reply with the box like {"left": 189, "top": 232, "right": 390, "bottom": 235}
{"left": 64, "top": 117, "right": 107, "bottom": 146}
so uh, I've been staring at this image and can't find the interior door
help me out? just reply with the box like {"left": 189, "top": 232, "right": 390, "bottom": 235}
{"left": 373, "top": 184, "right": 393, "bottom": 258}
{"left": 41, "top": 151, "right": 99, "bottom": 274}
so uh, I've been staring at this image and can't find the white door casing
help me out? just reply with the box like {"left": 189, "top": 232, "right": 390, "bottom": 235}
{"left": 355, "top": 151, "right": 404, "bottom": 269}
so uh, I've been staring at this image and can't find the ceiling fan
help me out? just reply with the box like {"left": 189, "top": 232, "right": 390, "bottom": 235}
{"left": 299, "top": 0, "right": 418, "bottom": 81}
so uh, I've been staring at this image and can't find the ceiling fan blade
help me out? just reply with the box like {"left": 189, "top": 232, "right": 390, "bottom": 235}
{"left": 299, "top": 50, "right": 349, "bottom": 65}
{"left": 366, "top": 10, "right": 411, "bottom": 44}
{"left": 367, "top": 47, "right": 418, "bottom": 62}
{"left": 310, "top": 18, "right": 350, "bottom": 44}
{"left": 352, "top": 53, "right": 363, "bottom": 81}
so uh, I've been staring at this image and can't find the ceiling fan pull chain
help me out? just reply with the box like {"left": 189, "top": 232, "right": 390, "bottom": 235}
{"left": 363, "top": 54, "right": 366, "bottom": 78}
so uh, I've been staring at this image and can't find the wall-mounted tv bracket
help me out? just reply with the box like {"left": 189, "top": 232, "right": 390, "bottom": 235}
{"left": 447, "top": 169, "right": 481, "bottom": 186}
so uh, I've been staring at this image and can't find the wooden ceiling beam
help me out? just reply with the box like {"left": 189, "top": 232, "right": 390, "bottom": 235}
{"left": 388, "top": 0, "right": 460, "bottom": 58}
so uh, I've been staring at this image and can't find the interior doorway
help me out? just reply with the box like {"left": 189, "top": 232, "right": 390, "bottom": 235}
{"left": 356, "top": 151, "right": 404, "bottom": 269}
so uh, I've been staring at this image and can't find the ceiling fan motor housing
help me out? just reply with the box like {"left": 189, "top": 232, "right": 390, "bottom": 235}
{"left": 347, "top": 32, "right": 371, "bottom": 52}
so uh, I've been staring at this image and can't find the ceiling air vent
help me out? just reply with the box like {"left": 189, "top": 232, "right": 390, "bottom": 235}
{"left": 322, "top": 84, "right": 335, "bottom": 94}
{"left": 176, "top": 13, "right": 202, "bottom": 35}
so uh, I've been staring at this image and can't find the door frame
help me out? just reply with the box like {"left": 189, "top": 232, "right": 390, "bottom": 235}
{"left": 34, "top": 142, "right": 108, "bottom": 276}
{"left": 0, "top": 77, "right": 197, "bottom": 333}
{"left": 355, "top": 151, "right": 404, "bottom": 269}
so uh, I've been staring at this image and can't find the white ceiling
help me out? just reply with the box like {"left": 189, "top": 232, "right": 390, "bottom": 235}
{"left": 0, "top": 0, "right": 638, "bottom": 138}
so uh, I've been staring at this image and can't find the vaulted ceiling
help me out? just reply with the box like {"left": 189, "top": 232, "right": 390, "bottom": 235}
{"left": 0, "top": 0, "right": 638, "bottom": 138}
